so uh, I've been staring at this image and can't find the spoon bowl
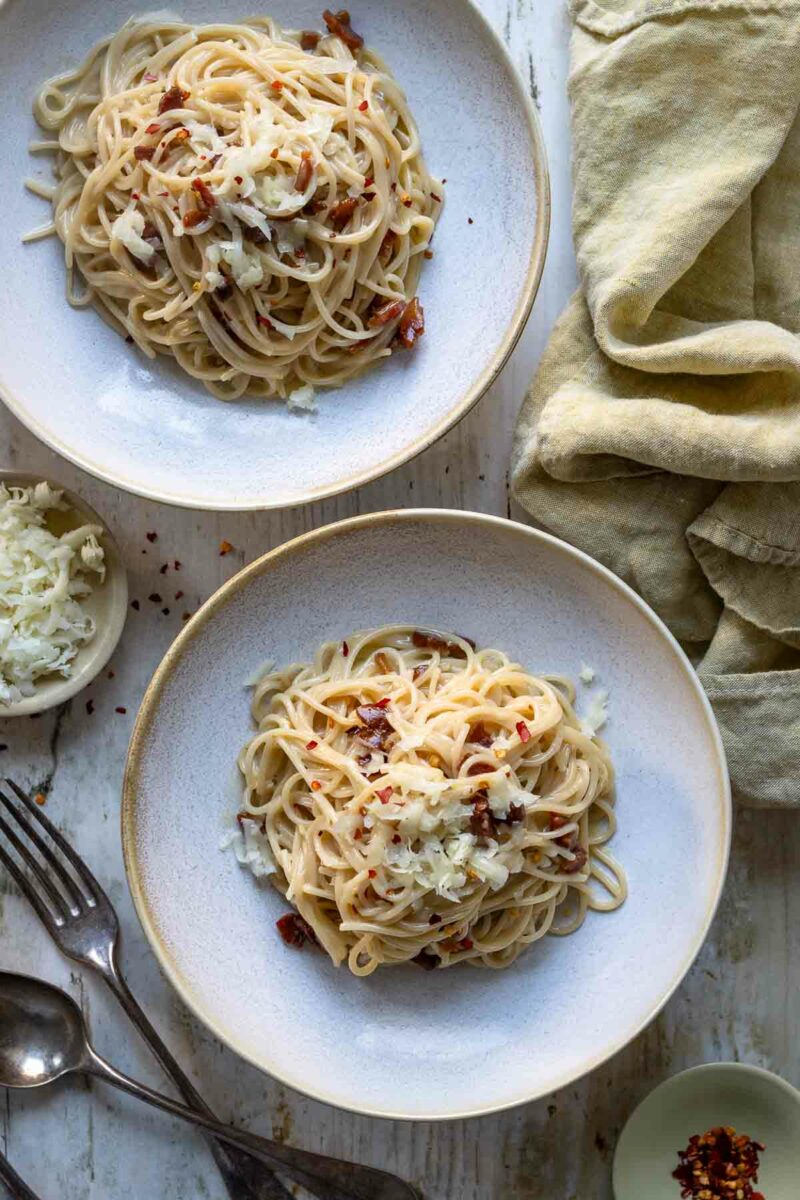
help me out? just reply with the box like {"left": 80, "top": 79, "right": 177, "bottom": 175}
{"left": 0, "top": 973, "right": 87, "bottom": 1088}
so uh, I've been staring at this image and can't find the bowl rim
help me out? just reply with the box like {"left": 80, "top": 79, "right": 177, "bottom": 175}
{"left": 0, "top": 468, "right": 128, "bottom": 717}
{"left": 0, "top": 0, "right": 551, "bottom": 513}
{"left": 612, "top": 1062, "right": 800, "bottom": 1198}
{"left": 122, "top": 508, "right": 732, "bottom": 1121}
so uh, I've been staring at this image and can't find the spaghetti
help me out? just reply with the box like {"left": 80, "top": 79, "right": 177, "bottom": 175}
{"left": 233, "top": 626, "right": 626, "bottom": 975}
{"left": 27, "top": 12, "right": 441, "bottom": 401}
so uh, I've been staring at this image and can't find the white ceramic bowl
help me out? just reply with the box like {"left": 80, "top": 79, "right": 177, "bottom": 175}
{"left": 614, "top": 1063, "right": 800, "bottom": 1200}
{"left": 122, "top": 510, "right": 731, "bottom": 1120}
{"left": 0, "top": 0, "right": 549, "bottom": 510}
{"left": 0, "top": 470, "right": 128, "bottom": 717}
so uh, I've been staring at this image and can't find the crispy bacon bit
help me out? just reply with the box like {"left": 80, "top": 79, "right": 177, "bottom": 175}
{"left": 398, "top": 297, "right": 425, "bottom": 349}
{"left": 368, "top": 298, "right": 405, "bottom": 328}
{"left": 256, "top": 314, "right": 274, "bottom": 329}
{"left": 466, "top": 761, "right": 493, "bottom": 777}
{"left": 301, "top": 30, "right": 321, "bottom": 50}
{"left": 182, "top": 209, "right": 207, "bottom": 229}
{"left": 322, "top": 9, "right": 364, "bottom": 51}
{"left": 358, "top": 99, "right": 368, "bottom": 112}
{"left": 329, "top": 195, "right": 358, "bottom": 229}
{"left": 134, "top": 145, "right": 155, "bottom": 161}
{"left": 470, "top": 793, "right": 497, "bottom": 841}
{"left": 470, "top": 722, "right": 493, "bottom": 747}
{"left": 342, "top": 640, "right": 350, "bottom": 657}
{"left": 560, "top": 846, "right": 588, "bottom": 875}
{"left": 157, "top": 85, "right": 190, "bottom": 116}
{"left": 294, "top": 149, "right": 314, "bottom": 192}
{"left": 429, "top": 914, "right": 442, "bottom": 925}
{"left": 355, "top": 704, "right": 394, "bottom": 750}
{"left": 506, "top": 803, "right": 525, "bottom": 824}
{"left": 411, "top": 629, "right": 471, "bottom": 657}
{"left": 375, "top": 651, "right": 391, "bottom": 673}
{"left": 276, "top": 912, "right": 317, "bottom": 948}
{"left": 141, "top": 222, "right": 162, "bottom": 250}
{"left": 353, "top": 827, "right": 363, "bottom": 840}
{"left": 392, "top": 834, "right": 402, "bottom": 845}
{"left": 548, "top": 814, "right": 568, "bottom": 830}
{"left": 270, "top": 79, "right": 284, "bottom": 92}
{"left": 145, "top": 122, "right": 161, "bottom": 135}
{"left": 191, "top": 177, "right": 216, "bottom": 209}
{"left": 219, "top": 539, "right": 234, "bottom": 555}
{"left": 270, "top": 147, "right": 280, "bottom": 159}
{"left": 412, "top": 950, "right": 439, "bottom": 970}
{"left": 378, "top": 231, "right": 396, "bottom": 265}
{"left": 243, "top": 225, "right": 269, "bottom": 245}
{"left": 412, "top": 664, "right": 427, "bottom": 682}
{"left": 376, "top": 786, "right": 393, "bottom": 804}
{"left": 306, "top": 740, "right": 318, "bottom": 750}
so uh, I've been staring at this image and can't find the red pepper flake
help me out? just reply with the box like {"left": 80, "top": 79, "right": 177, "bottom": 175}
{"left": 329, "top": 196, "right": 357, "bottom": 229}
{"left": 322, "top": 9, "right": 364, "bottom": 50}
{"left": 234, "top": 175, "right": 243, "bottom": 184}
{"left": 341, "top": 640, "right": 350, "bottom": 657}
{"left": 131, "top": 192, "right": 141, "bottom": 201}
{"left": 157, "top": 85, "right": 190, "bottom": 116}
{"left": 174, "top": 559, "right": 182, "bottom": 570}
{"left": 374, "top": 697, "right": 391, "bottom": 709}
{"left": 376, "top": 786, "right": 393, "bottom": 804}
{"left": 276, "top": 912, "right": 317, "bottom": 948}
{"left": 270, "top": 147, "right": 279, "bottom": 159}
{"left": 182, "top": 612, "right": 192, "bottom": 621}
{"left": 143, "top": 72, "right": 158, "bottom": 83}
{"left": 516, "top": 721, "right": 532, "bottom": 744}
{"left": 460, "top": 937, "right": 473, "bottom": 951}
{"left": 301, "top": 30, "right": 321, "bottom": 50}
{"left": 161, "top": 607, "right": 170, "bottom": 616}
{"left": 191, "top": 177, "right": 216, "bottom": 209}
{"left": 270, "top": 79, "right": 284, "bottom": 92}
{"left": 294, "top": 149, "right": 314, "bottom": 192}
{"left": 34, "top": 793, "right": 46, "bottom": 806}
{"left": 158, "top": 190, "right": 170, "bottom": 197}
{"left": 146, "top": 531, "right": 158, "bottom": 543}
{"left": 148, "top": 593, "right": 162, "bottom": 603}
{"left": 219, "top": 540, "right": 234, "bottom": 555}
{"left": 431, "top": 193, "right": 442, "bottom": 203}
{"left": 424, "top": 249, "right": 434, "bottom": 259}
{"left": 468, "top": 217, "right": 474, "bottom": 225}
{"left": 358, "top": 99, "right": 368, "bottom": 112}
{"left": 391, "top": 834, "right": 402, "bottom": 844}
{"left": 134, "top": 146, "right": 155, "bottom": 161}
{"left": 673, "top": 1126, "right": 765, "bottom": 1200}
{"left": 306, "top": 740, "right": 318, "bottom": 750}
{"left": 174, "top": 590, "right": 184, "bottom": 600}
{"left": 145, "top": 122, "right": 161, "bottom": 134}
{"left": 85, "top": 699, "right": 95, "bottom": 715}
{"left": 363, "top": 176, "right": 374, "bottom": 188}
{"left": 310, "top": 780, "right": 322, "bottom": 791}
{"left": 115, "top": 706, "right": 127, "bottom": 715}
{"left": 171, "top": 127, "right": 191, "bottom": 143}
{"left": 159, "top": 563, "right": 169, "bottom": 575}
{"left": 368, "top": 869, "right": 377, "bottom": 879}
{"left": 107, "top": 670, "right": 115, "bottom": 679}
{"left": 131, "top": 599, "right": 140, "bottom": 611}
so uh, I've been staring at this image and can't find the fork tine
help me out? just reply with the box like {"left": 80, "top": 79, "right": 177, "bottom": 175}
{"left": 0, "top": 812, "right": 72, "bottom": 922}
{"left": 4, "top": 779, "right": 108, "bottom": 905}
{"left": 0, "top": 841, "right": 61, "bottom": 936}
{"left": 0, "top": 788, "right": 85, "bottom": 914}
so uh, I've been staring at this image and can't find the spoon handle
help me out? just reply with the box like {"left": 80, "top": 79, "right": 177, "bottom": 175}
{"left": 0, "top": 1152, "right": 42, "bottom": 1200}
{"left": 83, "top": 1048, "right": 418, "bottom": 1200}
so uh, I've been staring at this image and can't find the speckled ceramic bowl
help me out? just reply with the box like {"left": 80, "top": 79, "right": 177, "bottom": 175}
{"left": 123, "top": 510, "right": 731, "bottom": 1120}
{"left": 614, "top": 1063, "right": 800, "bottom": 1200}
{"left": 0, "top": 470, "right": 128, "bottom": 717}
{"left": 0, "top": 0, "right": 549, "bottom": 511}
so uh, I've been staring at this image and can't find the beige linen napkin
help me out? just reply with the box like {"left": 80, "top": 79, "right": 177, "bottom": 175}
{"left": 512, "top": 0, "right": 800, "bottom": 806}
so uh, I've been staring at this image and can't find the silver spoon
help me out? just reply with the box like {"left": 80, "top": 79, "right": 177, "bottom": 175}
{"left": 0, "top": 972, "right": 417, "bottom": 1200}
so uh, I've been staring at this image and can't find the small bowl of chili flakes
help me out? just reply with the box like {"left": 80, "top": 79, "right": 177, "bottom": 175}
{"left": 613, "top": 1063, "right": 800, "bottom": 1200}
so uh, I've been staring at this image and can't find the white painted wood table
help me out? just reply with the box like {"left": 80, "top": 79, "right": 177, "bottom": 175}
{"left": 1, "top": 2, "right": 796, "bottom": 1197}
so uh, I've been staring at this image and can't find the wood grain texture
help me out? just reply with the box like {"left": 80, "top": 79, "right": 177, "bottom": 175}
{"left": 1, "top": 2, "right": 796, "bottom": 1198}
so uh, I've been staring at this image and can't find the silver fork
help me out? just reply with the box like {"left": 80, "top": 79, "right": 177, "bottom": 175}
{"left": 0, "top": 779, "right": 293, "bottom": 1200}
{"left": 0, "top": 1150, "right": 42, "bottom": 1200}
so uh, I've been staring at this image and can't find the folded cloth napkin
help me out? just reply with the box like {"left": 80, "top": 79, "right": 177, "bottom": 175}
{"left": 512, "top": 0, "right": 800, "bottom": 807}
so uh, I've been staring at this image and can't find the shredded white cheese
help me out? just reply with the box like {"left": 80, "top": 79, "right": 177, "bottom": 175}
{"left": 579, "top": 662, "right": 595, "bottom": 684}
{"left": 286, "top": 384, "right": 317, "bottom": 413}
{"left": 581, "top": 688, "right": 610, "bottom": 736}
{"left": 111, "top": 206, "right": 155, "bottom": 261}
{"left": 0, "top": 482, "right": 105, "bottom": 705}
{"left": 220, "top": 817, "right": 277, "bottom": 879}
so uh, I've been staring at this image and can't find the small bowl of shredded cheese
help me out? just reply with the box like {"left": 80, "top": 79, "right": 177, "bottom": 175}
{"left": 0, "top": 471, "right": 127, "bottom": 716}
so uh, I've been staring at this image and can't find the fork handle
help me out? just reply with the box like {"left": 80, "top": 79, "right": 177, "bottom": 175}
{"left": 102, "top": 967, "right": 293, "bottom": 1200}
{"left": 0, "top": 1152, "right": 42, "bottom": 1200}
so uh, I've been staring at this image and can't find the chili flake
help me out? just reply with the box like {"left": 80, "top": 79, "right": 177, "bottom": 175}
{"left": 310, "top": 780, "right": 322, "bottom": 791}
{"left": 306, "top": 740, "right": 318, "bottom": 750}
{"left": 219, "top": 540, "right": 234, "bottom": 555}
{"left": 146, "top": 531, "right": 158, "bottom": 542}
{"left": 33, "top": 792, "right": 46, "bottom": 806}
{"left": 673, "top": 1126, "right": 765, "bottom": 1200}
{"left": 115, "top": 706, "right": 127, "bottom": 715}
{"left": 516, "top": 721, "right": 532, "bottom": 744}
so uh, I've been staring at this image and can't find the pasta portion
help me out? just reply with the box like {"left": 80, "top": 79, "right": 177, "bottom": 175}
{"left": 27, "top": 11, "right": 441, "bottom": 401}
{"left": 231, "top": 626, "right": 626, "bottom": 975}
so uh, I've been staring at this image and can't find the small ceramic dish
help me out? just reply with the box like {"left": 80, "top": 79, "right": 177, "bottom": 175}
{"left": 0, "top": 470, "right": 128, "bottom": 717}
{"left": 123, "top": 509, "right": 730, "bottom": 1120}
{"left": 0, "top": 0, "right": 549, "bottom": 510}
{"left": 613, "top": 1063, "right": 800, "bottom": 1200}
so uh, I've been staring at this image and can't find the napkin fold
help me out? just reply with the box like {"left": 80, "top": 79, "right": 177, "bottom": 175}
{"left": 512, "top": 0, "right": 800, "bottom": 806}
